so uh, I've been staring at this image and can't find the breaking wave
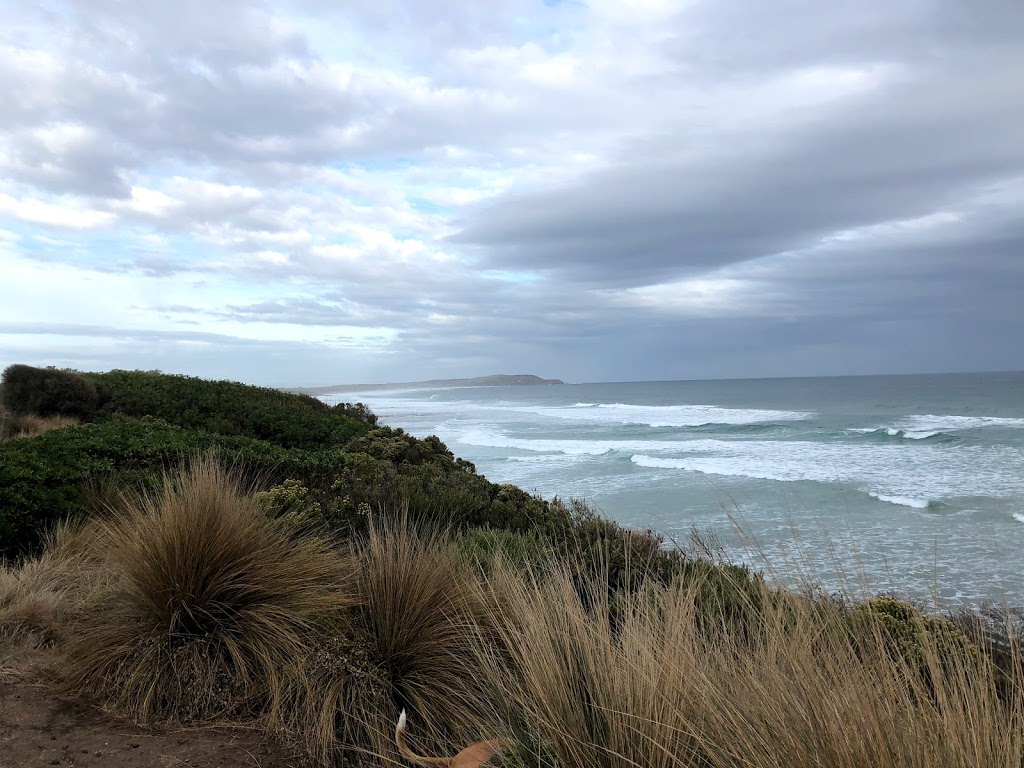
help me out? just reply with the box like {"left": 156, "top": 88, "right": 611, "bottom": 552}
{"left": 519, "top": 402, "right": 812, "bottom": 428}
{"left": 849, "top": 427, "right": 948, "bottom": 441}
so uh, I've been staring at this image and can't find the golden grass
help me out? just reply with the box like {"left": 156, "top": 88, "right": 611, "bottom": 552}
{"left": 0, "top": 524, "right": 103, "bottom": 680}
{"left": 0, "top": 407, "right": 80, "bottom": 440}
{"left": 349, "top": 516, "right": 506, "bottom": 763}
{"left": 478, "top": 557, "right": 1024, "bottom": 768}
{"left": 60, "top": 456, "right": 355, "bottom": 725}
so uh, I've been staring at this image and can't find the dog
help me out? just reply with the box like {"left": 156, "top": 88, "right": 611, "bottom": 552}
{"left": 395, "top": 709, "right": 508, "bottom": 768}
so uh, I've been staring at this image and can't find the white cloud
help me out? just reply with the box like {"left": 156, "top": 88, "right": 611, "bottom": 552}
{"left": 0, "top": 193, "right": 116, "bottom": 230}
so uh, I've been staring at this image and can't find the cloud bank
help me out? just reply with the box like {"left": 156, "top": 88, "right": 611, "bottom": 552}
{"left": 1, "top": 0, "right": 1021, "bottom": 385}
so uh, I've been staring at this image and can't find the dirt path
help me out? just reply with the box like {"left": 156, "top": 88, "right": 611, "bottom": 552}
{"left": 0, "top": 681, "right": 301, "bottom": 768}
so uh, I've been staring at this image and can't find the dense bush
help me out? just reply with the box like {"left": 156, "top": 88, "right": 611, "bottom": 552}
{"left": 0, "top": 418, "right": 569, "bottom": 557}
{"left": 346, "top": 427, "right": 472, "bottom": 469}
{"left": 849, "top": 596, "right": 983, "bottom": 686}
{"left": 83, "top": 369, "right": 370, "bottom": 449}
{"left": 0, "top": 417, "right": 319, "bottom": 556}
{"left": 1, "top": 365, "right": 99, "bottom": 421}
{"left": 331, "top": 401, "right": 379, "bottom": 426}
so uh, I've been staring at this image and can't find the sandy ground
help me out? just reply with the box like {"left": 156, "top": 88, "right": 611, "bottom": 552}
{"left": 0, "top": 681, "right": 302, "bottom": 768}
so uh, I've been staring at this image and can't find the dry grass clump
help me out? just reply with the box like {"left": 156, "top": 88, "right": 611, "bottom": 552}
{"left": 276, "top": 516, "right": 509, "bottom": 766}
{"left": 0, "top": 524, "right": 104, "bottom": 680}
{"left": 0, "top": 407, "right": 79, "bottom": 440}
{"left": 61, "top": 456, "right": 354, "bottom": 725}
{"left": 348, "top": 516, "right": 505, "bottom": 764}
{"left": 477, "top": 555, "right": 1024, "bottom": 768}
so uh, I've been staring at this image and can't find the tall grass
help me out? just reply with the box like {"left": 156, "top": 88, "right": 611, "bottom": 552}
{"left": 61, "top": 456, "right": 354, "bottom": 724}
{"left": 478, "top": 555, "right": 1024, "bottom": 768}
{"left": 0, "top": 405, "right": 79, "bottom": 440}
{"left": 349, "top": 515, "right": 505, "bottom": 763}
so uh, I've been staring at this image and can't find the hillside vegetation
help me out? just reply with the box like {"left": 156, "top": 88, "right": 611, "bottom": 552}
{"left": 0, "top": 363, "right": 1022, "bottom": 767}
{"left": 0, "top": 365, "right": 566, "bottom": 556}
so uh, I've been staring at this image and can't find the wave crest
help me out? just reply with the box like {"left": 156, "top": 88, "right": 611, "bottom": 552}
{"left": 850, "top": 427, "right": 947, "bottom": 441}
{"left": 868, "top": 492, "right": 933, "bottom": 509}
{"left": 525, "top": 402, "right": 813, "bottom": 428}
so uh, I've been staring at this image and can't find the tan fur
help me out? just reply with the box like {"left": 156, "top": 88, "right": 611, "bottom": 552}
{"left": 395, "top": 709, "right": 508, "bottom": 768}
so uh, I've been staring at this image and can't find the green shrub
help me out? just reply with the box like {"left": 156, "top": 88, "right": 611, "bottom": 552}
{"left": 454, "top": 527, "right": 552, "bottom": 577}
{"left": 0, "top": 417, "right": 303, "bottom": 556}
{"left": 557, "top": 501, "right": 684, "bottom": 593}
{"left": 331, "top": 401, "right": 379, "bottom": 427}
{"left": 83, "top": 369, "right": 369, "bottom": 449}
{"left": 1, "top": 364, "right": 99, "bottom": 421}
{"left": 0, "top": 417, "right": 571, "bottom": 558}
{"left": 346, "top": 427, "right": 464, "bottom": 467}
{"left": 849, "top": 596, "right": 983, "bottom": 688}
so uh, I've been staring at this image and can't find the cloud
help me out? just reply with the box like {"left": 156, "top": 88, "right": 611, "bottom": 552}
{"left": 0, "top": 0, "right": 1021, "bottom": 384}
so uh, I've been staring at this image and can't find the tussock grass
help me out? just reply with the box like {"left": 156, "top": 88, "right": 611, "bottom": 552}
{"left": 60, "top": 456, "right": 354, "bottom": 724}
{"left": 0, "top": 406, "right": 79, "bottom": 440}
{"left": 350, "top": 515, "right": 504, "bottom": 762}
{"left": 0, "top": 524, "right": 102, "bottom": 679}
{"left": 478, "top": 555, "right": 1024, "bottom": 768}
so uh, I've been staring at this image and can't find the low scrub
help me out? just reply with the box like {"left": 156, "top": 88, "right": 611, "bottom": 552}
{"left": 0, "top": 367, "right": 568, "bottom": 558}
{"left": 84, "top": 368, "right": 370, "bottom": 449}
{"left": 0, "top": 418, "right": 569, "bottom": 558}
{"left": 0, "top": 417, "right": 300, "bottom": 556}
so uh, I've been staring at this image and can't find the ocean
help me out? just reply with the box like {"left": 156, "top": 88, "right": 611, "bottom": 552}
{"left": 321, "top": 372, "right": 1024, "bottom": 607}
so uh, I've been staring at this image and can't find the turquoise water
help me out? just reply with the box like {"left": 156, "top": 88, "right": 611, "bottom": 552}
{"left": 322, "top": 372, "right": 1024, "bottom": 606}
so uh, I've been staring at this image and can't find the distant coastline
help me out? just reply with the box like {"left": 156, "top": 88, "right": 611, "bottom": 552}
{"left": 286, "top": 373, "right": 565, "bottom": 395}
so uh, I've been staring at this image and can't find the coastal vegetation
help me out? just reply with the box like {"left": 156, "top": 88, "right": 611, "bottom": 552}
{"left": 1, "top": 364, "right": 1022, "bottom": 767}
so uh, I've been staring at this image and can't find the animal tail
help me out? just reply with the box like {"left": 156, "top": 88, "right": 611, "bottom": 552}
{"left": 395, "top": 709, "right": 452, "bottom": 767}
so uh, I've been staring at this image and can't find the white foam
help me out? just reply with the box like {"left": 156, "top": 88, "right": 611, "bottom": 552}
{"left": 518, "top": 402, "right": 812, "bottom": 428}
{"left": 903, "top": 430, "right": 941, "bottom": 440}
{"left": 899, "top": 414, "right": 1024, "bottom": 432}
{"left": 849, "top": 427, "right": 943, "bottom": 440}
{"left": 1014, "top": 513, "right": 1024, "bottom": 525}
{"left": 631, "top": 455, "right": 692, "bottom": 470}
{"left": 457, "top": 428, "right": 682, "bottom": 456}
{"left": 868, "top": 492, "right": 931, "bottom": 509}
{"left": 628, "top": 438, "right": 1024, "bottom": 502}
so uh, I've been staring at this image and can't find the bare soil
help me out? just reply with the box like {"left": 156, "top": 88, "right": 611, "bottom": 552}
{"left": 0, "top": 681, "right": 301, "bottom": 768}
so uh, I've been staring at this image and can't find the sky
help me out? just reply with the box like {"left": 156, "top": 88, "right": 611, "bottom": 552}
{"left": 1, "top": 0, "right": 1022, "bottom": 387}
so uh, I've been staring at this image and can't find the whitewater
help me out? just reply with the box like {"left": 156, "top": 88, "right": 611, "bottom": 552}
{"left": 321, "top": 371, "right": 1024, "bottom": 606}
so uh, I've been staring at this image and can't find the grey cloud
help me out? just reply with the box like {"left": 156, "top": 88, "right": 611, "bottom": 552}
{"left": 214, "top": 297, "right": 403, "bottom": 327}
{"left": 454, "top": 62, "right": 1024, "bottom": 286}
{"left": 0, "top": 322, "right": 248, "bottom": 344}
{"left": 666, "top": 0, "right": 1024, "bottom": 76}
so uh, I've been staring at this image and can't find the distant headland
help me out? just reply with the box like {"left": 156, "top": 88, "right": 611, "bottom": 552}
{"left": 286, "top": 373, "right": 565, "bottom": 395}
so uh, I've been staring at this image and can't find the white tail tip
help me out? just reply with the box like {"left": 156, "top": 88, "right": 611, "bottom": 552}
{"left": 398, "top": 709, "right": 407, "bottom": 729}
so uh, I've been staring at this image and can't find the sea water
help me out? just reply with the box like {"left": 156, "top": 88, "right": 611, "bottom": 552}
{"left": 321, "top": 372, "right": 1024, "bottom": 606}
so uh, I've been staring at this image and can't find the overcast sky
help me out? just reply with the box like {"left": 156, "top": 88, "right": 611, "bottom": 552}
{"left": 1, "top": 0, "right": 1021, "bottom": 386}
